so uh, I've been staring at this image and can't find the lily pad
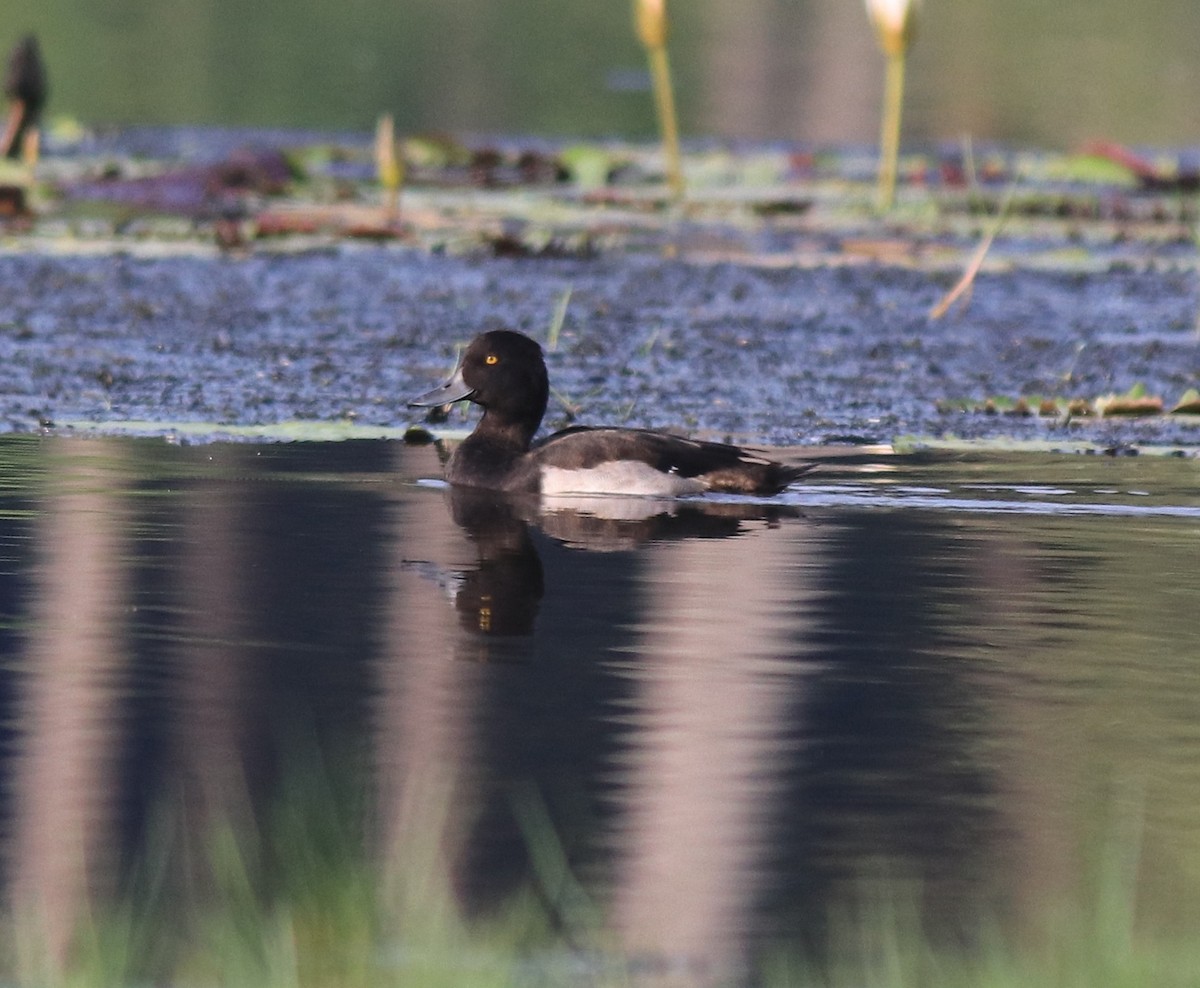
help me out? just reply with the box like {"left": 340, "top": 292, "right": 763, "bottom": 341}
{"left": 56, "top": 418, "right": 418, "bottom": 443}
{"left": 893, "top": 435, "right": 1199, "bottom": 458}
{"left": 1171, "top": 389, "right": 1200, "bottom": 415}
{"left": 1045, "top": 153, "right": 1139, "bottom": 186}
{"left": 1095, "top": 383, "right": 1164, "bottom": 417}
{"left": 558, "top": 144, "right": 616, "bottom": 190}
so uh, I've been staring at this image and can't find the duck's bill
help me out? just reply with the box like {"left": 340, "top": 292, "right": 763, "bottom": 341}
{"left": 408, "top": 367, "right": 475, "bottom": 408}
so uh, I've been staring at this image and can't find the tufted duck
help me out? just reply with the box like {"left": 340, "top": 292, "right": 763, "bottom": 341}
{"left": 409, "top": 330, "right": 813, "bottom": 496}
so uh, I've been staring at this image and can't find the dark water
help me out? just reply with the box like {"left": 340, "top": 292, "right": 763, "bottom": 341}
{"left": 3, "top": 434, "right": 1200, "bottom": 974}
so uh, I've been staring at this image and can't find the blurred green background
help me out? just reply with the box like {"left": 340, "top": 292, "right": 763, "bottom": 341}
{"left": 4, "top": 0, "right": 1198, "bottom": 146}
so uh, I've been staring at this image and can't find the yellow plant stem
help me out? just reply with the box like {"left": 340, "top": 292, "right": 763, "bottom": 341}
{"left": 647, "top": 44, "right": 684, "bottom": 202}
{"left": 877, "top": 48, "right": 906, "bottom": 211}
{"left": 375, "top": 113, "right": 403, "bottom": 223}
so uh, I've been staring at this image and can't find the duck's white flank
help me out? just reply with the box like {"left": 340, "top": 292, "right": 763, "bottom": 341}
{"left": 540, "top": 461, "right": 706, "bottom": 497}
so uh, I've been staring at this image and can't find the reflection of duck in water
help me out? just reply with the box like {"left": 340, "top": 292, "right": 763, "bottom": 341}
{"left": 445, "top": 486, "right": 544, "bottom": 641}
{"left": 409, "top": 330, "right": 814, "bottom": 496}
{"left": 406, "top": 483, "right": 805, "bottom": 657}
{"left": 532, "top": 494, "right": 801, "bottom": 551}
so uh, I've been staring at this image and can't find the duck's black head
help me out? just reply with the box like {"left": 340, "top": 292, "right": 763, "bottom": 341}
{"left": 410, "top": 330, "right": 549, "bottom": 445}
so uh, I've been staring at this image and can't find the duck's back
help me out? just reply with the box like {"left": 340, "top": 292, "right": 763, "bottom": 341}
{"left": 529, "top": 427, "right": 813, "bottom": 496}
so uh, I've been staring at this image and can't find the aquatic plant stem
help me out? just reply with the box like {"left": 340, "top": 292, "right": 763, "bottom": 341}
{"left": 374, "top": 114, "right": 403, "bottom": 223}
{"left": 877, "top": 49, "right": 906, "bottom": 211}
{"left": 547, "top": 285, "right": 572, "bottom": 351}
{"left": 929, "top": 182, "right": 1016, "bottom": 319}
{"left": 647, "top": 45, "right": 684, "bottom": 202}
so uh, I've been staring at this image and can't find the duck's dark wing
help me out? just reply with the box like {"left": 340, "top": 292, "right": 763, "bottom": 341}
{"left": 532, "top": 427, "right": 814, "bottom": 496}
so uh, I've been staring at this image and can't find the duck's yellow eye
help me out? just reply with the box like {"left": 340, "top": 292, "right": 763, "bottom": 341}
{"left": 485, "top": 354, "right": 499, "bottom": 365}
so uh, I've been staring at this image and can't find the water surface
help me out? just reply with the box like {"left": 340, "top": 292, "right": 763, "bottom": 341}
{"left": 2, "top": 434, "right": 1199, "bottom": 977}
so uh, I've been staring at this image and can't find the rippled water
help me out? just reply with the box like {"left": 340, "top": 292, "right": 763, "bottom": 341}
{"left": 2, "top": 434, "right": 1199, "bottom": 977}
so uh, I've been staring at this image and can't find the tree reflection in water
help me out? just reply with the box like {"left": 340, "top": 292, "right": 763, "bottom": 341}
{"left": 4, "top": 436, "right": 1200, "bottom": 982}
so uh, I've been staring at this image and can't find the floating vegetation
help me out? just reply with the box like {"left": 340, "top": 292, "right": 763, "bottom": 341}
{"left": 937, "top": 385, "right": 1200, "bottom": 421}
{"left": 1172, "top": 389, "right": 1200, "bottom": 414}
{"left": 0, "top": 121, "right": 1194, "bottom": 455}
{"left": 55, "top": 418, "right": 424, "bottom": 443}
{"left": 2, "top": 117, "right": 1195, "bottom": 263}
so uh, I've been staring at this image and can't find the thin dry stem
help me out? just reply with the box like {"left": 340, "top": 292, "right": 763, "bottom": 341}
{"left": 929, "top": 185, "right": 1017, "bottom": 319}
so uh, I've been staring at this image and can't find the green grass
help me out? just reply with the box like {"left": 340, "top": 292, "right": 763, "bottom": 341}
{"left": 4, "top": 766, "right": 1200, "bottom": 988}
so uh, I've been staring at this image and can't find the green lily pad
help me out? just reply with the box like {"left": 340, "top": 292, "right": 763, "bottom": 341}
{"left": 1095, "top": 383, "right": 1164, "bottom": 416}
{"left": 1171, "top": 389, "right": 1200, "bottom": 414}
{"left": 56, "top": 418, "right": 417, "bottom": 443}
{"left": 1045, "top": 154, "right": 1139, "bottom": 186}
{"left": 558, "top": 145, "right": 616, "bottom": 190}
{"left": 893, "top": 435, "right": 1199, "bottom": 457}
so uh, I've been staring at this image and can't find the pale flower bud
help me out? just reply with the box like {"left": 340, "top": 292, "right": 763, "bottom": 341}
{"left": 865, "top": 0, "right": 918, "bottom": 56}
{"left": 635, "top": 0, "right": 669, "bottom": 50}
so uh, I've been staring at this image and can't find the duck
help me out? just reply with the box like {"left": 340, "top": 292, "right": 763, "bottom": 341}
{"left": 408, "top": 330, "right": 814, "bottom": 496}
